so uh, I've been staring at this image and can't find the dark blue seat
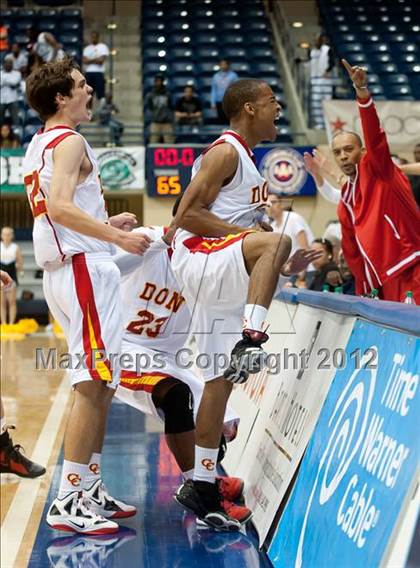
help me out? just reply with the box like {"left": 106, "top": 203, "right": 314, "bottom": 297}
{"left": 143, "top": 47, "right": 170, "bottom": 60}
{"left": 376, "top": 63, "right": 399, "bottom": 74}
{"left": 170, "top": 76, "right": 197, "bottom": 89}
{"left": 38, "top": 8, "right": 58, "bottom": 17}
{"left": 60, "top": 20, "right": 82, "bottom": 32}
{"left": 61, "top": 9, "right": 82, "bottom": 18}
{"left": 223, "top": 47, "right": 247, "bottom": 59}
{"left": 59, "top": 34, "right": 79, "bottom": 45}
{"left": 250, "top": 48, "right": 276, "bottom": 62}
{"left": 170, "top": 62, "right": 196, "bottom": 75}
{"left": 15, "top": 19, "right": 33, "bottom": 31}
{"left": 247, "top": 33, "right": 271, "bottom": 45}
{"left": 143, "top": 33, "right": 167, "bottom": 45}
{"left": 195, "top": 33, "right": 218, "bottom": 45}
{"left": 243, "top": 21, "right": 268, "bottom": 32}
{"left": 12, "top": 33, "right": 29, "bottom": 45}
{"left": 196, "top": 47, "right": 220, "bottom": 60}
{"left": 194, "top": 21, "right": 217, "bottom": 32}
{"left": 197, "top": 61, "right": 219, "bottom": 75}
{"left": 254, "top": 62, "right": 279, "bottom": 75}
{"left": 223, "top": 34, "right": 245, "bottom": 45}
{"left": 383, "top": 84, "right": 413, "bottom": 98}
{"left": 38, "top": 19, "right": 57, "bottom": 32}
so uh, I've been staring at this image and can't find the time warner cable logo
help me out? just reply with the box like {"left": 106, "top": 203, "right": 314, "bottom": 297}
{"left": 295, "top": 348, "right": 418, "bottom": 567}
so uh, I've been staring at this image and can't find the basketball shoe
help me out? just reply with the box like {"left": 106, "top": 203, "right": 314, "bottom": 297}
{"left": 46, "top": 492, "right": 119, "bottom": 534}
{"left": 224, "top": 330, "right": 269, "bottom": 383}
{"left": 174, "top": 480, "right": 248, "bottom": 531}
{"left": 0, "top": 426, "right": 46, "bottom": 478}
{"left": 84, "top": 478, "right": 137, "bottom": 519}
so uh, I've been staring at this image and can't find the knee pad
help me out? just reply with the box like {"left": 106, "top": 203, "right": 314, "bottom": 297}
{"left": 158, "top": 381, "right": 195, "bottom": 434}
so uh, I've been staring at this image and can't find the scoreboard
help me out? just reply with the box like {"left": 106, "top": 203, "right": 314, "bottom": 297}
{"left": 145, "top": 144, "right": 317, "bottom": 197}
{"left": 145, "top": 145, "right": 204, "bottom": 197}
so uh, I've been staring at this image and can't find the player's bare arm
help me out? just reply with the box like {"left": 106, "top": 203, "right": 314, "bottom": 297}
{"left": 400, "top": 163, "right": 420, "bottom": 176}
{"left": 175, "top": 144, "right": 252, "bottom": 237}
{"left": 48, "top": 135, "right": 150, "bottom": 254}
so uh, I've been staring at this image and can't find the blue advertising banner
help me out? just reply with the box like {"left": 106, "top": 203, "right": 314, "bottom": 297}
{"left": 254, "top": 145, "right": 317, "bottom": 197}
{"left": 268, "top": 319, "right": 420, "bottom": 568}
{"left": 145, "top": 145, "right": 316, "bottom": 197}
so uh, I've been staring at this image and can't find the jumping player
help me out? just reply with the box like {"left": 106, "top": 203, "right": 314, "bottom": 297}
{"left": 305, "top": 60, "right": 420, "bottom": 302}
{"left": 23, "top": 58, "right": 151, "bottom": 534}
{"left": 112, "top": 211, "right": 252, "bottom": 524}
{"left": 171, "top": 79, "right": 322, "bottom": 530}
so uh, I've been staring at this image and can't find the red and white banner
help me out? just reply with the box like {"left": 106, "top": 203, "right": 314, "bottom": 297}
{"left": 323, "top": 100, "right": 420, "bottom": 149}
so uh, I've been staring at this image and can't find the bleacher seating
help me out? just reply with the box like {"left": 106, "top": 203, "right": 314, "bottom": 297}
{"left": 318, "top": 0, "right": 420, "bottom": 100}
{"left": 0, "top": 6, "right": 83, "bottom": 143}
{"left": 141, "top": 0, "right": 291, "bottom": 143}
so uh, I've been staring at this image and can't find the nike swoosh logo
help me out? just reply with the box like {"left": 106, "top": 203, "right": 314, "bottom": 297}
{"left": 69, "top": 519, "right": 86, "bottom": 529}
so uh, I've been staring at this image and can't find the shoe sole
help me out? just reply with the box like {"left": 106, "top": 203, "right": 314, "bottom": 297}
{"left": 46, "top": 522, "right": 119, "bottom": 535}
{"left": 98, "top": 509, "right": 137, "bottom": 519}
{"left": 197, "top": 510, "right": 253, "bottom": 526}
{"left": 173, "top": 495, "right": 241, "bottom": 532}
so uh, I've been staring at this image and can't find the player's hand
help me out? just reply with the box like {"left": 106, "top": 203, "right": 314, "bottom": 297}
{"left": 342, "top": 59, "right": 368, "bottom": 89}
{"left": 281, "top": 248, "right": 323, "bottom": 276}
{"left": 326, "top": 270, "right": 343, "bottom": 287}
{"left": 116, "top": 231, "right": 151, "bottom": 255}
{"left": 0, "top": 270, "right": 13, "bottom": 289}
{"left": 108, "top": 212, "right": 137, "bottom": 232}
{"left": 255, "top": 221, "right": 273, "bottom": 232}
{"left": 303, "top": 152, "right": 320, "bottom": 177}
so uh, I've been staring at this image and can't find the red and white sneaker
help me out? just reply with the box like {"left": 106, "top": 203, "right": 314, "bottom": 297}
{"left": 216, "top": 476, "right": 244, "bottom": 502}
{"left": 84, "top": 479, "right": 137, "bottom": 519}
{"left": 222, "top": 499, "right": 253, "bottom": 524}
{"left": 46, "top": 492, "right": 119, "bottom": 535}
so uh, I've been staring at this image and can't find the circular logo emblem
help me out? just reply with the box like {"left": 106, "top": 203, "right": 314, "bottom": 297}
{"left": 259, "top": 148, "right": 308, "bottom": 195}
{"left": 201, "top": 458, "right": 215, "bottom": 471}
{"left": 97, "top": 150, "right": 137, "bottom": 190}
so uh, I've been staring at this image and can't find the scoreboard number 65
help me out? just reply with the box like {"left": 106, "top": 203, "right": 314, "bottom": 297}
{"left": 156, "top": 175, "right": 181, "bottom": 195}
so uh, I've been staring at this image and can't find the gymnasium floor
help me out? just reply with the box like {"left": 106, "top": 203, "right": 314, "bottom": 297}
{"left": 1, "top": 334, "right": 271, "bottom": 568}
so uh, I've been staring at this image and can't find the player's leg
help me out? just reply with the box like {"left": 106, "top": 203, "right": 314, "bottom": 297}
{"left": 0, "top": 288, "right": 7, "bottom": 323}
{"left": 224, "top": 232, "right": 292, "bottom": 382}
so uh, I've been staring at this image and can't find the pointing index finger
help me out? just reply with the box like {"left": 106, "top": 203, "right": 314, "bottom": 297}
{"left": 341, "top": 58, "right": 353, "bottom": 75}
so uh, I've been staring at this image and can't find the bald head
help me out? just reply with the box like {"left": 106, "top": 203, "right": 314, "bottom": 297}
{"left": 331, "top": 131, "right": 365, "bottom": 179}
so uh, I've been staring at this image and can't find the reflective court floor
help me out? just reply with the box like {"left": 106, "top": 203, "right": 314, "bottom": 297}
{"left": 1, "top": 335, "right": 272, "bottom": 568}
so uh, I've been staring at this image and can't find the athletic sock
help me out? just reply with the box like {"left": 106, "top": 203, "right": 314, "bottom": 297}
{"left": 58, "top": 460, "right": 89, "bottom": 499}
{"left": 84, "top": 452, "right": 102, "bottom": 489}
{"left": 182, "top": 468, "right": 194, "bottom": 481}
{"left": 193, "top": 446, "right": 219, "bottom": 483}
{"left": 243, "top": 304, "right": 268, "bottom": 333}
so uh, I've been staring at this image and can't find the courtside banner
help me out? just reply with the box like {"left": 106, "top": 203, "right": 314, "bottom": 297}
{"left": 236, "top": 307, "right": 355, "bottom": 544}
{"left": 268, "top": 320, "right": 420, "bottom": 568}
{"left": 223, "top": 299, "right": 298, "bottom": 474}
{"left": 1, "top": 149, "right": 25, "bottom": 192}
{"left": 323, "top": 100, "right": 420, "bottom": 147}
{"left": 0, "top": 147, "right": 145, "bottom": 193}
{"left": 254, "top": 146, "right": 317, "bottom": 197}
{"left": 96, "top": 146, "right": 145, "bottom": 190}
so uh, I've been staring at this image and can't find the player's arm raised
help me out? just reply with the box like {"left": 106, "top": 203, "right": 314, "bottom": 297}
{"left": 175, "top": 143, "right": 252, "bottom": 237}
{"left": 48, "top": 135, "right": 150, "bottom": 254}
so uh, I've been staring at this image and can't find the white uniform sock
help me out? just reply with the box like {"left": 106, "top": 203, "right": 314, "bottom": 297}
{"left": 193, "top": 446, "right": 219, "bottom": 483}
{"left": 243, "top": 304, "right": 268, "bottom": 333}
{"left": 182, "top": 468, "right": 194, "bottom": 481}
{"left": 0, "top": 417, "right": 6, "bottom": 432}
{"left": 84, "top": 452, "right": 102, "bottom": 489}
{"left": 58, "top": 460, "right": 89, "bottom": 499}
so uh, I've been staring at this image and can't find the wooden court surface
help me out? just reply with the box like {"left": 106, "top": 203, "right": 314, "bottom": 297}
{"left": 1, "top": 334, "right": 71, "bottom": 568}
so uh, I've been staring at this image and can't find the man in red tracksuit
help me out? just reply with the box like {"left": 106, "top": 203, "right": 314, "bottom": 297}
{"left": 331, "top": 60, "right": 420, "bottom": 302}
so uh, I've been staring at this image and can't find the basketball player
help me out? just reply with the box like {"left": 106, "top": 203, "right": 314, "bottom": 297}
{"left": 0, "top": 269, "right": 46, "bottom": 478}
{"left": 112, "top": 212, "right": 251, "bottom": 524}
{"left": 304, "top": 60, "right": 420, "bottom": 302}
{"left": 23, "top": 58, "right": 151, "bottom": 534}
{"left": 171, "top": 79, "right": 322, "bottom": 530}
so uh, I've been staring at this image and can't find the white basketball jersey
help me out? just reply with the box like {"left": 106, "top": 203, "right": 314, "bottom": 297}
{"left": 22, "top": 126, "right": 113, "bottom": 269}
{"left": 118, "top": 226, "right": 190, "bottom": 354}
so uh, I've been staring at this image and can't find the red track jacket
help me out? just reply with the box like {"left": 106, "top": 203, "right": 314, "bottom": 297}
{"left": 337, "top": 95, "right": 420, "bottom": 295}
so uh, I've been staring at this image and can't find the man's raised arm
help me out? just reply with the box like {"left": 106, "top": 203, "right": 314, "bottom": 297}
{"left": 342, "top": 59, "right": 395, "bottom": 179}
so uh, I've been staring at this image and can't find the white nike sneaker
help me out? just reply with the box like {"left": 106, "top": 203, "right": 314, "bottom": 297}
{"left": 46, "top": 491, "right": 119, "bottom": 535}
{"left": 84, "top": 478, "right": 137, "bottom": 519}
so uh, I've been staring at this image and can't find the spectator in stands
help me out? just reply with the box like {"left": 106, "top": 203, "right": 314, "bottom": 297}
{"left": 304, "top": 60, "right": 420, "bottom": 303}
{"left": 323, "top": 219, "right": 341, "bottom": 261}
{"left": 5, "top": 43, "right": 28, "bottom": 76}
{"left": 98, "top": 93, "right": 124, "bottom": 146}
{"left": 145, "top": 74, "right": 174, "bottom": 143}
{"left": 0, "top": 123, "right": 21, "bottom": 148}
{"left": 338, "top": 249, "right": 355, "bottom": 295}
{"left": 211, "top": 60, "right": 238, "bottom": 124}
{"left": 34, "top": 32, "right": 65, "bottom": 64}
{"left": 0, "top": 59, "right": 21, "bottom": 126}
{"left": 175, "top": 85, "right": 203, "bottom": 133}
{"left": 0, "top": 227, "right": 23, "bottom": 324}
{"left": 83, "top": 31, "right": 109, "bottom": 102}
{"left": 308, "top": 238, "right": 341, "bottom": 292}
{"left": 0, "top": 20, "right": 9, "bottom": 55}
{"left": 310, "top": 34, "right": 334, "bottom": 79}
{"left": 266, "top": 194, "right": 314, "bottom": 255}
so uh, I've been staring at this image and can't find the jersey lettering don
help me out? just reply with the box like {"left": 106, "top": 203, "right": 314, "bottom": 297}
{"left": 116, "top": 227, "right": 190, "bottom": 354}
{"left": 22, "top": 126, "right": 113, "bottom": 269}
{"left": 195, "top": 130, "right": 268, "bottom": 228}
